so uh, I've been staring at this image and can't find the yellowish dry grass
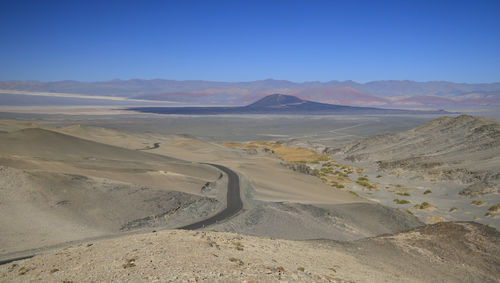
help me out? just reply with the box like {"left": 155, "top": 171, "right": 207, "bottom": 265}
{"left": 224, "top": 141, "right": 330, "bottom": 163}
{"left": 225, "top": 141, "right": 368, "bottom": 191}
{"left": 324, "top": 175, "right": 352, "bottom": 189}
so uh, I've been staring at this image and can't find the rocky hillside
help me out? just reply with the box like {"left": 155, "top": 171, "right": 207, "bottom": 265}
{"left": 338, "top": 115, "right": 500, "bottom": 195}
{"left": 1, "top": 222, "right": 497, "bottom": 282}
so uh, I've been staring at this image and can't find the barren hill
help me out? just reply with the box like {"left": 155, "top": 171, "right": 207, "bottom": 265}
{"left": 338, "top": 115, "right": 500, "bottom": 195}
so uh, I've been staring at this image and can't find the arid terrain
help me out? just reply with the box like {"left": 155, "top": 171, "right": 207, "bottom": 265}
{"left": 2, "top": 0, "right": 500, "bottom": 281}
{"left": 1, "top": 222, "right": 498, "bottom": 283}
{"left": 0, "top": 111, "right": 498, "bottom": 282}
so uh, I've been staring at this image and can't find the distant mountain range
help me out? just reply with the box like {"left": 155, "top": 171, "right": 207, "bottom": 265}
{"left": 1, "top": 79, "right": 499, "bottom": 109}
{"left": 128, "top": 94, "right": 449, "bottom": 115}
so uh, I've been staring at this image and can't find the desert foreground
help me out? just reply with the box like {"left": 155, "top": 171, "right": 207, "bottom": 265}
{"left": 1, "top": 222, "right": 498, "bottom": 283}
{"left": 0, "top": 112, "right": 498, "bottom": 282}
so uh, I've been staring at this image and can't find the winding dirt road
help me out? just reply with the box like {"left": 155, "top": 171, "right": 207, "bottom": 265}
{"left": 178, "top": 163, "right": 242, "bottom": 230}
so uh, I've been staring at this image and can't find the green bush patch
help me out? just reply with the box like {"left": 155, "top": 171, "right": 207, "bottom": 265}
{"left": 393, "top": 199, "right": 411, "bottom": 205}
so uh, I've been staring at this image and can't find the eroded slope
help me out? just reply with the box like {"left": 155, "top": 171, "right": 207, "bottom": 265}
{"left": 339, "top": 115, "right": 500, "bottom": 195}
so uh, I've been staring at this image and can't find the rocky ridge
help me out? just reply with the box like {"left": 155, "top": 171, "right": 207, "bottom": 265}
{"left": 337, "top": 115, "right": 500, "bottom": 195}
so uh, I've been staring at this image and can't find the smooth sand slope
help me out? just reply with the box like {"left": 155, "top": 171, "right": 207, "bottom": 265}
{"left": 0, "top": 127, "right": 224, "bottom": 254}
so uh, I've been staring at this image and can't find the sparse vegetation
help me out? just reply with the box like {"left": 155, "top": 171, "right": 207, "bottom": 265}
{"left": 123, "top": 257, "right": 137, "bottom": 269}
{"left": 376, "top": 174, "right": 382, "bottom": 178}
{"left": 393, "top": 199, "right": 411, "bottom": 205}
{"left": 320, "top": 167, "right": 332, "bottom": 174}
{"left": 229, "top": 257, "right": 244, "bottom": 265}
{"left": 471, "top": 200, "right": 485, "bottom": 206}
{"left": 488, "top": 203, "right": 500, "bottom": 212}
{"left": 485, "top": 203, "right": 500, "bottom": 217}
{"left": 207, "top": 239, "right": 218, "bottom": 247}
{"left": 349, "top": 190, "right": 360, "bottom": 197}
{"left": 297, "top": 267, "right": 305, "bottom": 272}
{"left": 358, "top": 177, "right": 369, "bottom": 181}
{"left": 334, "top": 170, "right": 349, "bottom": 177}
{"left": 406, "top": 209, "right": 414, "bottom": 215}
{"left": 18, "top": 266, "right": 31, "bottom": 275}
{"left": 423, "top": 190, "right": 432, "bottom": 194}
{"left": 276, "top": 266, "right": 285, "bottom": 272}
{"left": 449, "top": 207, "right": 457, "bottom": 212}
{"left": 224, "top": 141, "right": 330, "bottom": 163}
{"left": 8, "top": 263, "right": 18, "bottom": 272}
{"left": 356, "top": 180, "right": 375, "bottom": 189}
{"left": 233, "top": 241, "right": 244, "bottom": 251}
{"left": 415, "top": 202, "right": 432, "bottom": 210}
{"left": 396, "top": 192, "right": 410, "bottom": 196}
{"left": 330, "top": 181, "right": 344, "bottom": 189}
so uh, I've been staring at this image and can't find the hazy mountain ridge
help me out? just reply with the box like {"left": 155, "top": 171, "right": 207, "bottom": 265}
{"left": 337, "top": 115, "right": 500, "bottom": 195}
{"left": 1, "top": 79, "right": 499, "bottom": 108}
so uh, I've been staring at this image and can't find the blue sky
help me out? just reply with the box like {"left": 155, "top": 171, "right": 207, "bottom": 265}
{"left": 1, "top": 0, "right": 499, "bottom": 83}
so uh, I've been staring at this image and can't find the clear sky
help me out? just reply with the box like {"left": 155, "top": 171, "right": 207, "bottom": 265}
{"left": 1, "top": 0, "right": 499, "bottom": 83}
